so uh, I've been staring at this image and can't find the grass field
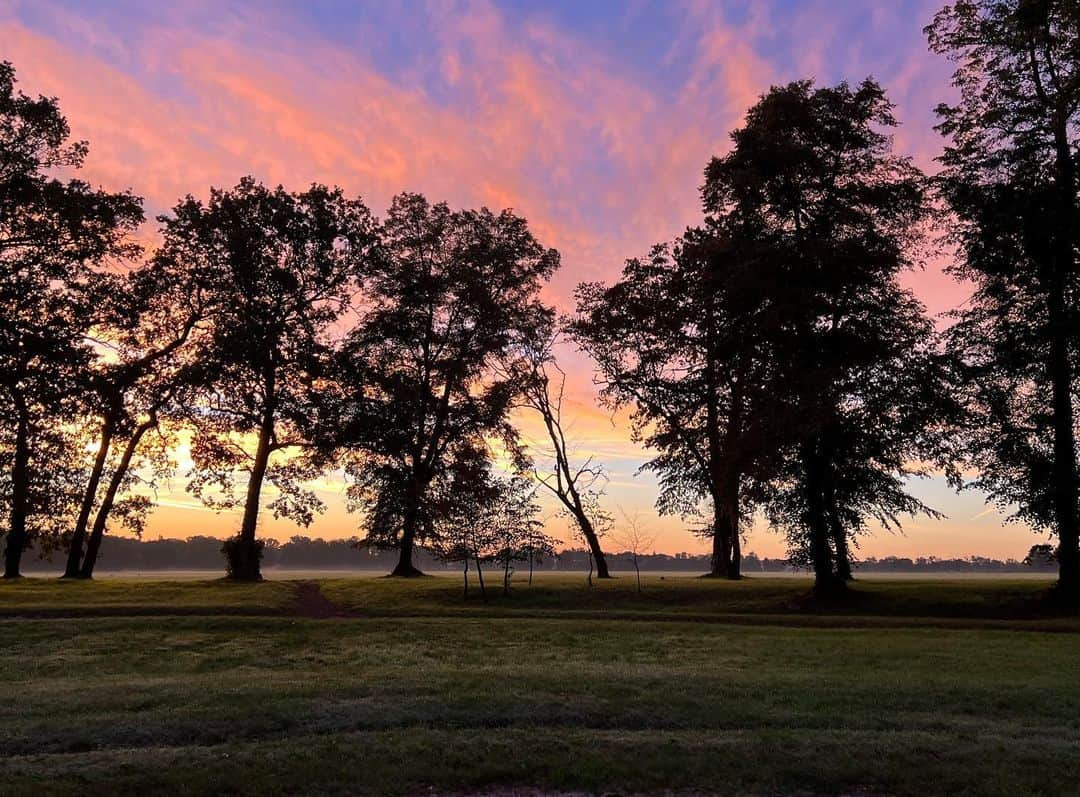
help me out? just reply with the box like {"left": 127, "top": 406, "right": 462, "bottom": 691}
{"left": 2, "top": 573, "right": 1078, "bottom": 796}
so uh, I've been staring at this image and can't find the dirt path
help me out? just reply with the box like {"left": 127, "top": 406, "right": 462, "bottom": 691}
{"left": 289, "top": 581, "right": 352, "bottom": 618}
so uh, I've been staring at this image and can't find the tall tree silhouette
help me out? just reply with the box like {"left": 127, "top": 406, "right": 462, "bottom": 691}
{"left": 928, "top": 0, "right": 1080, "bottom": 602}
{"left": 159, "top": 178, "right": 378, "bottom": 580}
{"left": 519, "top": 330, "right": 613, "bottom": 578}
{"left": 336, "top": 193, "right": 558, "bottom": 577}
{"left": 574, "top": 227, "right": 787, "bottom": 579}
{"left": 704, "top": 79, "right": 953, "bottom": 593}
{"left": 63, "top": 255, "right": 214, "bottom": 578}
{"left": 0, "top": 62, "right": 143, "bottom": 578}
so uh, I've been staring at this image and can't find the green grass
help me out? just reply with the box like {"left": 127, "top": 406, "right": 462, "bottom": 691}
{"left": 1, "top": 574, "right": 1078, "bottom": 795}
{"left": 320, "top": 572, "right": 1077, "bottom": 626}
{"left": 0, "top": 576, "right": 294, "bottom": 615}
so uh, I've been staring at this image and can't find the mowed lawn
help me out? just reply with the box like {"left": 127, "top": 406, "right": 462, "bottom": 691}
{"left": 1, "top": 575, "right": 1079, "bottom": 796}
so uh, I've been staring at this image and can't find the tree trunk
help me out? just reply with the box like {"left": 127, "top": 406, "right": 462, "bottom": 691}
{"left": 1049, "top": 116, "right": 1080, "bottom": 604}
{"left": 702, "top": 289, "right": 742, "bottom": 580}
{"left": 825, "top": 479, "right": 853, "bottom": 581}
{"left": 708, "top": 500, "right": 734, "bottom": 578}
{"left": 532, "top": 379, "right": 613, "bottom": 579}
{"left": 731, "top": 522, "right": 742, "bottom": 579}
{"left": 462, "top": 555, "right": 469, "bottom": 599}
{"left": 503, "top": 554, "right": 511, "bottom": 596}
{"left": 707, "top": 484, "right": 741, "bottom": 579}
{"left": 80, "top": 419, "right": 154, "bottom": 579}
{"left": 474, "top": 549, "right": 486, "bottom": 600}
{"left": 64, "top": 409, "right": 117, "bottom": 578}
{"left": 570, "top": 503, "right": 611, "bottom": 579}
{"left": 528, "top": 555, "right": 534, "bottom": 585}
{"left": 1049, "top": 300, "right": 1080, "bottom": 602}
{"left": 391, "top": 476, "right": 425, "bottom": 577}
{"left": 634, "top": 558, "right": 641, "bottom": 593}
{"left": 831, "top": 517, "right": 853, "bottom": 582}
{"left": 228, "top": 399, "right": 274, "bottom": 581}
{"left": 723, "top": 470, "right": 742, "bottom": 579}
{"left": 804, "top": 439, "right": 843, "bottom": 596}
{"left": 4, "top": 395, "right": 31, "bottom": 579}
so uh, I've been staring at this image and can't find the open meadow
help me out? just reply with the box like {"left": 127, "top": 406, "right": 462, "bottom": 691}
{"left": 2, "top": 573, "right": 1079, "bottom": 796}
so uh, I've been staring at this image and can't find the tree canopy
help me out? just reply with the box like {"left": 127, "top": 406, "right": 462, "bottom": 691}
{"left": 160, "top": 178, "right": 379, "bottom": 580}
{"left": 0, "top": 61, "right": 144, "bottom": 579}
{"left": 335, "top": 193, "right": 558, "bottom": 576}
{"left": 928, "top": 0, "right": 1080, "bottom": 600}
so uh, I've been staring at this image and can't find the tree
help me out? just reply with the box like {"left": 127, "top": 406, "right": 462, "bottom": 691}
{"left": 519, "top": 330, "right": 613, "bottom": 577}
{"left": 702, "top": 79, "right": 955, "bottom": 595}
{"left": 521, "top": 520, "right": 559, "bottom": 585}
{"left": 63, "top": 249, "right": 214, "bottom": 578}
{"left": 927, "top": 0, "right": 1080, "bottom": 602}
{"left": 568, "top": 489, "right": 612, "bottom": 588}
{"left": 427, "top": 449, "right": 501, "bottom": 598}
{"left": 573, "top": 226, "right": 788, "bottom": 580}
{"left": 487, "top": 475, "right": 546, "bottom": 596}
{"left": 425, "top": 460, "right": 548, "bottom": 599}
{"left": 1024, "top": 543, "right": 1057, "bottom": 568}
{"left": 0, "top": 61, "right": 143, "bottom": 578}
{"left": 337, "top": 193, "right": 558, "bottom": 577}
{"left": 76, "top": 379, "right": 192, "bottom": 579}
{"left": 160, "top": 178, "right": 378, "bottom": 580}
{"left": 612, "top": 508, "right": 657, "bottom": 592}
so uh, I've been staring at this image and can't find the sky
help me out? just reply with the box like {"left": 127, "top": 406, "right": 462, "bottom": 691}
{"left": 1, "top": 0, "right": 1051, "bottom": 560}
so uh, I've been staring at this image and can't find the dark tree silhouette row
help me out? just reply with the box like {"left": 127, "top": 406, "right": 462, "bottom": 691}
{"left": 1, "top": 0, "right": 1078, "bottom": 601}
{"left": 13, "top": 535, "right": 1055, "bottom": 575}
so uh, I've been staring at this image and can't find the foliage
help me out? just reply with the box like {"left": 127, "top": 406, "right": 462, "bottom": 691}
{"left": 0, "top": 61, "right": 144, "bottom": 577}
{"left": 64, "top": 247, "right": 217, "bottom": 577}
{"left": 159, "top": 178, "right": 379, "bottom": 579}
{"left": 703, "top": 78, "right": 958, "bottom": 591}
{"left": 927, "top": 0, "right": 1080, "bottom": 599}
{"left": 336, "top": 193, "right": 558, "bottom": 576}
{"left": 572, "top": 228, "right": 786, "bottom": 579}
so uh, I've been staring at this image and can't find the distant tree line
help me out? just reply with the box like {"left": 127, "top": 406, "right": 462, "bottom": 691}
{"left": 13, "top": 535, "right": 1055, "bottom": 575}
{"left": 2, "top": 1, "right": 1079, "bottom": 603}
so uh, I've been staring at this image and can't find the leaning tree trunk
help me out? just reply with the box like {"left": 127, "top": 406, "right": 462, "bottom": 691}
{"left": 533, "top": 380, "right": 614, "bottom": 579}
{"left": 571, "top": 504, "right": 611, "bottom": 579}
{"left": 80, "top": 418, "right": 155, "bottom": 578}
{"left": 64, "top": 409, "right": 118, "bottom": 578}
{"left": 4, "top": 396, "right": 31, "bottom": 579}
{"left": 228, "top": 395, "right": 275, "bottom": 582}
